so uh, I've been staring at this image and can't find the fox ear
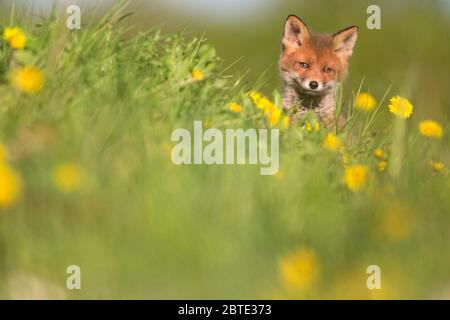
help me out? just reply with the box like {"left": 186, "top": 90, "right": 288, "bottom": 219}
{"left": 332, "top": 26, "right": 358, "bottom": 60}
{"left": 282, "top": 15, "right": 310, "bottom": 50}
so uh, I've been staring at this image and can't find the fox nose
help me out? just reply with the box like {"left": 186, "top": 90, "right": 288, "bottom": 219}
{"left": 309, "top": 81, "right": 319, "bottom": 90}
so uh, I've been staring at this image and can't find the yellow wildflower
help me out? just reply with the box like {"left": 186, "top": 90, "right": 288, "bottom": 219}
{"left": 11, "top": 66, "right": 45, "bottom": 94}
{"left": 279, "top": 248, "right": 319, "bottom": 290}
{"left": 52, "top": 163, "right": 82, "bottom": 193}
{"left": 249, "top": 91, "right": 276, "bottom": 114}
{"left": 274, "top": 170, "right": 284, "bottom": 181}
{"left": 355, "top": 92, "right": 376, "bottom": 111}
{"left": 323, "top": 132, "right": 342, "bottom": 151}
{"left": 267, "top": 107, "right": 281, "bottom": 127}
{"left": 3, "top": 27, "right": 26, "bottom": 49}
{"left": 262, "top": 100, "right": 277, "bottom": 115}
{"left": 430, "top": 161, "right": 444, "bottom": 172}
{"left": 388, "top": 96, "right": 413, "bottom": 119}
{"left": 0, "top": 163, "right": 22, "bottom": 209}
{"left": 0, "top": 143, "right": 6, "bottom": 162}
{"left": 248, "top": 91, "right": 283, "bottom": 126}
{"left": 283, "top": 116, "right": 290, "bottom": 129}
{"left": 377, "top": 160, "right": 387, "bottom": 172}
{"left": 191, "top": 69, "right": 204, "bottom": 81}
{"left": 344, "top": 165, "right": 368, "bottom": 192}
{"left": 419, "top": 120, "right": 443, "bottom": 139}
{"left": 374, "top": 148, "right": 387, "bottom": 160}
{"left": 228, "top": 102, "right": 242, "bottom": 113}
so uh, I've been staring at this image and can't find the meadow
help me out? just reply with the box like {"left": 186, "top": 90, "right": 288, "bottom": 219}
{"left": 0, "top": 2, "right": 449, "bottom": 299}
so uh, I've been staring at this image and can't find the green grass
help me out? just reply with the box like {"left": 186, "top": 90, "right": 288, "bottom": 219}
{"left": 0, "top": 4, "right": 449, "bottom": 299}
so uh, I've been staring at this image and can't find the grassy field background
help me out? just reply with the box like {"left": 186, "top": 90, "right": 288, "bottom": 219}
{"left": 0, "top": 0, "right": 449, "bottom": 299}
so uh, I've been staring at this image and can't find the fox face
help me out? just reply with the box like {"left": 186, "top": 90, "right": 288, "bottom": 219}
{"left": 280, "top": 15, "right": 358, "bottom": 97}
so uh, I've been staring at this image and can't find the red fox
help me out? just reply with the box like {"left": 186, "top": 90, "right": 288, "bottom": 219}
{"left": 280, "top": 15, "right": 358, "bottom": 127}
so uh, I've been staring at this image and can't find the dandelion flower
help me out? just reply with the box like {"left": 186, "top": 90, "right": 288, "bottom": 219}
{"left": 249, "top": 91, "right": 262, "bottom": 102}
{"left": 279, "top": 248, "right": 319, "bottom": 290}
{"left": 323, "top": 132, "right": 342, "bottom": 151}
{"left": 344, "top": 165, "right": 368, "bottom": 192}
{"left": 380, "top": 202, "right": 414, "bottom": 241}
{"left": 377, "top": 160, "right": 387, "bottom": 172}
{"left": 11, "top": 66, "right": 45, "bottom": 94}
{"left": 191, "top": 69, "right": 204, "bottom": 81}
{"left": 419, "top": 120, "right": 443, "bottom": 139}
{"left": 355, "top": 92, "right": 376, "bottom": 111}
{"left": 429, "top": 161, "right": 444, "bottom": 172}
{"left": 388, "top": 96, "right": 413, "bottom": 119}
{"left": 3, "top": 27, "right": 26, "bottom": 49}
{"left": 52, "top": 163, "right": 82, "bottom": 193}
{"left": 228, "top": 102, "right": 242, "bottom": 113}
{"left": 248, "top": 91, "right": 282, "bottom": 126}
{"left": 282, "top": 116, "right": 290, "bottom": 129}
{"left": 374, "top": 148, "right": 387, "bottom": 160}
{"left": 0, "top": 163, "right": 22, "bottom": 209}
{"left": 274, "top": 170, "right": 284, "bottom": 181}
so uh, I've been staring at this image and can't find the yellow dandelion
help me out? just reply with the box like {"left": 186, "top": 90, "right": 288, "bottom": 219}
{"left": 249, "top": 91, "right": 276, "bottom": 114}
{"left": 11, "top": 66, "right": 45, "bottom": 94}
{"left": 267, "top": 108, "right": 282, "bottom": 127}
{"left": 279, "top": 248, "right": 319, "bottom": 290}
{"left": 305, "top": 120, "right": 320, "bottom": 132}
{"left": 3, "top": 27, "right": 26, "bottom": 49}
{"left": 429, "top": 161, "right": 444, "bottom": 172}
{"left": 314, "top": 122, "right": 320, "bottom": 131}
{"left": 323, "top": 132, "right": 342, "bottom": 151}
{"left": 191, "top": 69, "right": 204, "bottom": 81}
{"left": 344, "top": 165, "right": 368, "bottom": 192}
{"left": 262, "top": 99, "right": 277, "bottom": 115}
{"left": 388, "top": 96, "right": 413, "bottom": 119}
{"left": 52, "top": 163, "right": 82, "bottom": 193}
{"left": 282, "top": 116, "right": 290, "bottom": 129}
{"left": 355, "top": 92, "right": 376, "bottom": 111}
{"left": 419, "top": 120, "right": 443, "bottom": 139}
{"left": 228, "top": 102, "right": 242, "bottom": 113}
{"left": 342, "top": 153, "right": 350, "bottom": 166}
{"left": 0, "top": 163, "right": 22, "bottom": 209}
{"left": 377, "top": 160, "right": 387, "bottom": 172}
{"left": 249, "top": 91, "right": 262, "bottom": 102}
{"left": 306, "top": 122, "right": 312, "bottom": 132}
{"left": 374, "top": 148, "right": 387, "bottom": 160}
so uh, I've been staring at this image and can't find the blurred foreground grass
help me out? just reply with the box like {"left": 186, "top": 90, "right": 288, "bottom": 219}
{"left": 0, "top": 5, "right": 449, "bottom": 299}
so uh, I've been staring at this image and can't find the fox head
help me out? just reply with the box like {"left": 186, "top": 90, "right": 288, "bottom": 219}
{"left": 280, "top": 15, "right": 358, "bottom": 96}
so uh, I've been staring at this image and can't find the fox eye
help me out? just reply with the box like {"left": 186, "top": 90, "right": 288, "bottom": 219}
{"left": 323, "top": 66, "right": 333, "bottom": 73}
{"left": 298, "top": 62, "right": 309, "bottom": 69}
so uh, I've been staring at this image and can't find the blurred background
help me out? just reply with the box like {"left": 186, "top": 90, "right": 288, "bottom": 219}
{"left": 3, "top": 0, "right": 450, "bottom": 120}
